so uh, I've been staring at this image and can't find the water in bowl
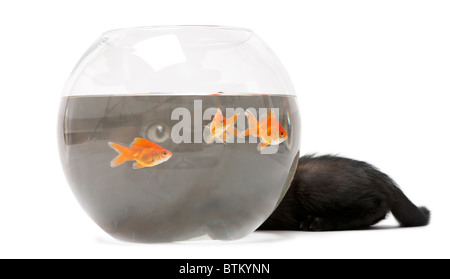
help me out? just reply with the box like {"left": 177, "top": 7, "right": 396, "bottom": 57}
{"left": 58, "top": 94, "right": 300, "bottom": 242}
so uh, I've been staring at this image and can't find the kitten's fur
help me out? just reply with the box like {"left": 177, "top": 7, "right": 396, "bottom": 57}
{"left": 258, "top": 154, "right": 430, "bottom": 231}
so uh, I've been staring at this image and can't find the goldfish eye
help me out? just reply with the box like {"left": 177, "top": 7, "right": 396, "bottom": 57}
{"left": 162, "top": 152, "right": 167, "bottom": 156}
{"left": 280, "top": 132, "right": 285, "bottom": 136}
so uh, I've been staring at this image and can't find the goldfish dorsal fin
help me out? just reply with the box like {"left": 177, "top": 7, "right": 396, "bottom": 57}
{"left": 269, "top": 109, "right": 277, "bottom": 120}
{"left": 210, "top": 108, "right": 222, "bottom": 124}
{"left": 131, "top": 138, "right": 160, "bottom": 149}
{"left": 215, "top": 108, "right": 224, "bottom": 121}
{"left": 227, "top": 113, "right": 239, "bottom": 124}
{"left": 261, "top": 109, "right": 277, "bottom": 121}
{"left": 262, "top": 109, "right": 279, "bottom": 130}
{"left": 259, "top": 110, "right": 270, "bottom": 124}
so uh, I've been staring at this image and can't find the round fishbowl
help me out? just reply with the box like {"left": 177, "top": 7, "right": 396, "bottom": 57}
{"left": 58, "top": 25, "right": 300, "bottom": 243}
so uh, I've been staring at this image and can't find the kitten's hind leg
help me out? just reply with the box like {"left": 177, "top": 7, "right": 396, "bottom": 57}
{"left": 299, "top": 216, "right": 337, "bottom": 231}
{"left": 300, "top": 210, "right": 388, "bottom": 231}
{"left": 299, "top": 215, "right": 317, "bottom": 231}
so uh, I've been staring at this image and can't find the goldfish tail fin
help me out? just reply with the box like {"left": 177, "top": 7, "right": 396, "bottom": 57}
{"left": 108, "top": 142, "right": 132, "bottom": 167}
{"left": 245, "top": 109, "right": 259, "bottom": 137}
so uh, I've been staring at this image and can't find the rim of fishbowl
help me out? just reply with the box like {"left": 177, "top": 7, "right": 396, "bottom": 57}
{"left": 102, "top": 25, "right": 253, "bottom": 35}
{"left": 100, "top": 25, "right": 254, "bottom": 47}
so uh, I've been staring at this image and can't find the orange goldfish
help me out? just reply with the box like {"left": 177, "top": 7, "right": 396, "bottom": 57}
{"left": 205, "top": 108, "right": 242, "bottom": 144}
{"left": 244, "top": 109, "right": 288, "bottom": 151}
{"left": 108, "top": 138, "right": 172, "bottom": 169}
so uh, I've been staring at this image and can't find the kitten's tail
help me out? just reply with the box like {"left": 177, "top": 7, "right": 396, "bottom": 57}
{"left": 390, "top": 186, "right": 430, "bottom": 227}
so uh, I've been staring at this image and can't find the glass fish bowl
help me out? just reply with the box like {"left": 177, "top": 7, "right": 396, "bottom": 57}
{"left": 58, "top": 25, "right": 300, "bottom": 243}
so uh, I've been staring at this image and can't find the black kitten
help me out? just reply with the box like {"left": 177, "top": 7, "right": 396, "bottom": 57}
{"left": 258, "top": 154, "right": 430, "bottom": 231}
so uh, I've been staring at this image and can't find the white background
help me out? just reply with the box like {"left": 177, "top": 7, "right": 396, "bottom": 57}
{"left": 1, "top": 0, "right": 449, "bottom": 259}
